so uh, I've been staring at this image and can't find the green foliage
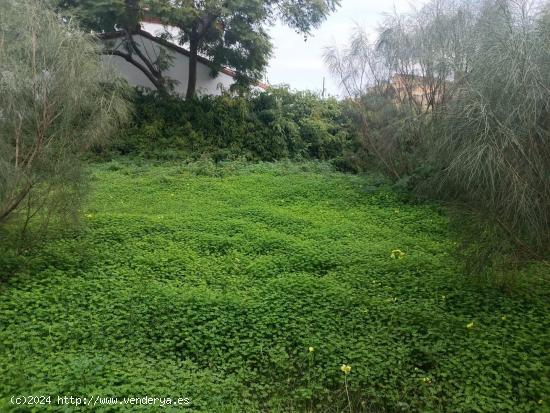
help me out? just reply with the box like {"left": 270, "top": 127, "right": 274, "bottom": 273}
{"left": 423, "top": 0, "right": 550, "bottom": 256}
{"left": 55, "top": 0, "right": 340, "bottom": 96}
{"left": 0, "top": 1, "right": 129, "bottom": 229}
{"left": 155, "top": 0, "right": 271, "bottom": 95}
{"left": 51, "top": 0, "right": 140, "bottom": 33}
{"left": 0, "top": 161, "right": 548, "bottom": 412}
{"left": 153, "top": 0, "right": 339, "bottom": 96}
{"left": 53, "top": 0, "right": 175, "bottom": 92}
{"left": 106, "top": 88, "right": 357, "bottom": 163}
{"left": 326, "top": 0, "right": 550, "bottom": 270}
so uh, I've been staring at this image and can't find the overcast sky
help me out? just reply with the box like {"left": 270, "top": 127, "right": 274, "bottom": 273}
{"left": 265, "top": 0, "right": 429, "bottom": 95}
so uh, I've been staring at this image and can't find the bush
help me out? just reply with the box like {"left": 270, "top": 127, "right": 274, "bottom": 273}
{"left": 0, "top": 0, "right": 128, "bottom": 233}
{"left": 325, "top": 0, "right": 550, "bottom": 274}
{"left": 424, "top": 1, "right": 550, "bottom": 259}
{"left": 105, "top": 87, "right": 358, "bottom": 164}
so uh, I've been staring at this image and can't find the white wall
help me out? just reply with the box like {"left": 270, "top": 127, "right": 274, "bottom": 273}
{"left": 102, "top": 33, "right": 236, "bottom": 97}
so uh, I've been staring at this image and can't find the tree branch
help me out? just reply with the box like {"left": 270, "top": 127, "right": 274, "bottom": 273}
{"left": 0, "top": 182, "right": 33, "bottom": 223}
{"left": 101, "top": 48, "right": 164, "bottom": 91}
{"left": 127, "top": 30, "right": 163, "bottom": 80}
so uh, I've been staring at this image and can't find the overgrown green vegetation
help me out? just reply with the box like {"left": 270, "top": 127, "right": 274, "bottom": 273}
{"left": 325, "top": 0, "right": 550, "bottom": 272}
{"left": 0, "top": 1, "right": 548, "bottom": 411}
{"left": 104, "top": 88, "right": 359, "bottom": 168}
{"left": 0, "top": 0, "right": 128, "bottom": 231}
{"left": 1, "top": 161, "right": 548, "bottom": 412}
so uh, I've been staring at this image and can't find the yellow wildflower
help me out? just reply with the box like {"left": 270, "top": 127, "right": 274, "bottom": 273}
{"left": 501, "top": 315, "right": 507, "bottom": 320}
{"left": 84, "top": 213, "right": 93, "bottom": 219}
{"left": 308, "top": 346, "right": 315, "bottom": 353}
{"left": 390, "top": 249, "right": 406, "bottom": 259}
{"left": 466, "top": 321, "right": 474, "bottom": 329}
{"left": 340, "top": 364, "right": 352, "bottom": 374}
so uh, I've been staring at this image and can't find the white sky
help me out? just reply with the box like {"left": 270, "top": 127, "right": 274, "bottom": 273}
{"left": 266, "top": 0, "right": 429, "bottom": 95}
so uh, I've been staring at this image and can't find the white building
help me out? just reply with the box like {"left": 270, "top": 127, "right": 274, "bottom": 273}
{"left": 101, "top": 21, "right": 267, "bottom": 96}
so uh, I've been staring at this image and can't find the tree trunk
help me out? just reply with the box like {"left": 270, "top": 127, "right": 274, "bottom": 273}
{"left": 186, "top": 37, "right": 199, "bottom": 99}
{"left": 0, "top": 182, "right": 32, "bottom": 224}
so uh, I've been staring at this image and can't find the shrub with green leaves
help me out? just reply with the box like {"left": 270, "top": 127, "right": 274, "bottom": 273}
{"left": 0, "top": 0, "right": 128, "bottom": 231}
{"left": 106, "top": 87, "right": 357, "bottom": 164}
{"left": 325, "top": 0, "right": 550, "bottom": 271}
{"left": 424, "top": 0, "right": 550, "bottom": 258}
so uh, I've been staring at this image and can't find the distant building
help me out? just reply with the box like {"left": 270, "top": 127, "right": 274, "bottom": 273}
{"left": 101, "top": 20, "right": 268, "bottom": 96}
{"left": 368, "top": 74, "right": 446, "bottom": 110}
{"left": 389, "top": 74, "right": 445, "bottom": 110}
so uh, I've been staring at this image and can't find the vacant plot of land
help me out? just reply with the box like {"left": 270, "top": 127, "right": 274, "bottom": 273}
{"left": 0, "top": 161, "right": 548, "bottom": 412}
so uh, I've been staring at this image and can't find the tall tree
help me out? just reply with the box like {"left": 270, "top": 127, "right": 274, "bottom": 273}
{"left": 0, "top": 0, "right": 128, "bottom": 228}
{"left": 55, "top": 0, "right": 340, "bottom": 97}
{"left": 154, "top": 0, "right": 341, "bottom": 98}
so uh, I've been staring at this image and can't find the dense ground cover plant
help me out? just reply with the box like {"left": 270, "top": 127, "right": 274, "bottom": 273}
{"left": 104, "top": 87, "right": 358, "bottom": 165}
{"left": 0, "top": 161, "right": 547, "bottom": 412}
